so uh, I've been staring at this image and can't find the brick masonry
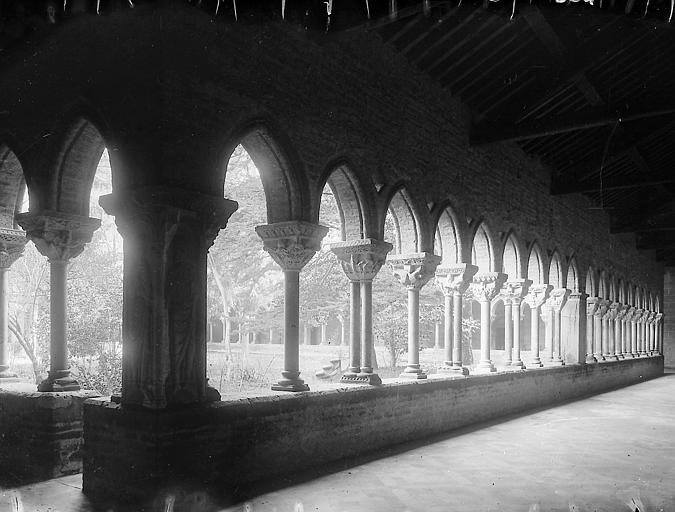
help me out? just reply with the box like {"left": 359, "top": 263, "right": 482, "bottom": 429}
{"left": 0, "top": 383, "right": 100, "bottom": 484}
{"left": 82, "top": 357, "right": 663, "bottom": 507}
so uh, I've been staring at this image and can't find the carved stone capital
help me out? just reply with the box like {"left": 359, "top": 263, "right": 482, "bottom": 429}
{"left": 0, "top": 227, "right": 28, "bottom": 268}
{"left": 256, "top": 221, "right": 328, "bottom": 271}
{"left": 330, "top": 238, "right": 392, "bottom": 282}
{"left": 524, "top": 283, "right": 552, "bottom": 309}
{"left": 100, "top": 188, "right": 238, "bottom": 249}
{"left": 625, "top": 307, "right": 637, "bottom": 322}
{"left": 546, "top": 287, "right": 571, "bottom": 312}
{"left": 470, "top": 272, "right": 508, "bottom": 303}
{"left": 593, "top": 299, "right": 611, "bottom": 318}
{"left": 435, "top": 263, "right": 479, "bottom": 296}
{"left": 585, "top": 296, "right": 599, "bottom": 317}
{"left": 500, "top": 279, "right": 533, "bottom": 304}
{"left": 656, "top": 313, "right": 664, "bottom": 324}
{"left": 604, "top": 301, "right": 621, "bottom": 320}
{"left": 16, "top": 210, "right": 100, "bottom": 262}
{"left": 389, "top": 252, "right": 442, "bottom": 290}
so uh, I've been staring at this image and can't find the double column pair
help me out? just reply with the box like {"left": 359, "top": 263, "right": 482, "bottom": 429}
{"left": 500, "top": 279, "right": 532, "bottom": 369}
{"left": 330, "top": 239, "right": 392, "bottom": 385}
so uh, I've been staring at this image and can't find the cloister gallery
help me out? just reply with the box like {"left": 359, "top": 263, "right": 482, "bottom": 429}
{"left": 0, "top": 0, "right": 674, "bottom": 510}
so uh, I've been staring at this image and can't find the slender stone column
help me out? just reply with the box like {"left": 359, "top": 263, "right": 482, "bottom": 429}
{"left": 614, "top": 305, "right": 626, "bottom": 359}
{"left": 17, "top": 211, "right": 100, "bottom": 392}
{"left": 320, "top": 320, "right": 328, "bottom": 345}
{"left": 435, "top": 264, "right": 477, "bottom": 375}
{"left": 541, "top": 302, "right": 554, "bottom": 364}
{"left": 622, "top": 307, "right": 631, "bottom": 358}
{"left": 390, "top": 253, "right": 441, "bottom": 379}
{"left": 256, "top": 221, "right": 328, "bottom": 392}
{"left": 647, "top": 312, "right": 656, "bottom": 355}
{"left": 546, "top": 288, "right": 570, "bottom": 366}
{"left": 585, "top": 297, "right": 599, "bottom": 363}
{"left": 434, "top": 322, "right": 442, "bottom": 349}
{"left": 639, "top": 311, "right": 650, "bottom": 356}
{"left": 500, "top": 280, "right": 531, "bottom": 370}
{"left": 630, "top": 308, "right": 641, "bottom": 357}
{"left": 331, "top": 239, "right": 392, "bottom": 384}
{"left": 0, "top": 229, "right": 28, "bottom": 381}
{"left": 602, "top": 302, "right": 618, "bottom": 361}
{"left": 523, "top": 284, "right": 551, "bottom": 368}
{"left": 593, "top": 300, "right": 609, "bottom": 361}
{"left": 470, "top": 272, "right": 507, "bottom": 374}
{"left": 98, "top": 190, "right": 237, "bottom": 406}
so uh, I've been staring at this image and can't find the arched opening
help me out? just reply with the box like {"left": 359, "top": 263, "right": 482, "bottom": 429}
{"left": 609, "top": 275, "right": 617, "bottom": 302}
{"left": 618, "top": 279, "right": 626, "bottom": 303}
{"left": 501, "top": 233, "right": 520, "bottom": 279}
{"left": 490, "top": 298, "right": 505, "bottom": 351}
{"left": 471, "top": 222, "right": 493, "bottom": 273}
{"left": 598, "top": 271, "right": 609, "bottom": 300}
{"left": 321, "top": 164, "right": 367, "bottom": 240}
{"left": 586, "top": 268, "right": 597, "bottom": 297}
{"left": 385, "top": 189, "right": 419, "bottom": 255}
{"left": 527, "top": 243, "right": 545, "bottom": 284}
{"left": 548, "top": 251, "right": 563, "bottom": 288}
{"left": 566, "top": 258, "right": 579, "bottom": 292}
{"left": 520, "top": 302, "right": 532, "bottom": 351}
{"left": 435, "top": 207, "right": 461, "bottom": 266}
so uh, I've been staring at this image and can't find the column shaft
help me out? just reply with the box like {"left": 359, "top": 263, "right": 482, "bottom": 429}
{"left": 404, "top": 288, "right": 422, "bottom": 373}
{"left": 478, "top": 299, "right": 494, "bottom": 370}
{"left": 49, "top": 260, "right": 70, "bottom": 379}
{"left": 348, "top": 280, "right": 361, "bottom": 373}
{"left": 360, "top": 280, "right": 376, "bottom": 378}
{"left": 594, "top": 315, "right": 604, "bottom": 361}
{"left": 552, "top": 308, "right": 563, "bottom": 364}
{"left": 544, "top": 308, "right": 553, "bottom": 363}
{"left": 0, "top": 269, "right": 12, "bottom": 378}
{"left": 453, "top": 292, "right": 464, "bottom": 369}
{"left": 504, "top": 301, "right": 513, "bottom": 366}
{"left": 444, "top": 293, "right": 453, "bottom": 365}
{"left": 530, "top": 305, "right": 542, "bottom": 366}
{"left": 512, "top": 302, "right": 524, "bottom": 368}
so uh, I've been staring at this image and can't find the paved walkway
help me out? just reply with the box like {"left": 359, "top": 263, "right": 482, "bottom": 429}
{"left": 3, "top": 373, "right": 674, "bottom": 512}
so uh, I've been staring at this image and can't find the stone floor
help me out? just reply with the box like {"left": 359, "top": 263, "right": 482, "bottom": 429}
{"left": 2, "top": 372, "right": 674, "bottom": 512}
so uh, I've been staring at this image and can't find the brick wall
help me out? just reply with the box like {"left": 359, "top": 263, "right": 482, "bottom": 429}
{"left": 83, "top": 357, "right": 663, "bottom": 506}
{"left": 0, "top": 383, "right": 100, "bottom": 484}
{"left": 0, "top": 5, "right": 664, "bottom": 295}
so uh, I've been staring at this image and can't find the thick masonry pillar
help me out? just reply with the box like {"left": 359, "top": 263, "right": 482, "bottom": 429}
{"left": 99, "top": 189, "right": 237, "bottom": 407}
{"left": 585, "top": 297, "right": 599, "bottom": 363}
{"left": 523, "top": 284, "right": 551, "bottom": 368}
{"left": 656, "top": 313, "right": 664, "bottom": 355}
{"left": 331, "top": 239, "right": 392, "bottom": 384}
{"left": 560, "top": 291, "right": 586, "bottom": 364}
{"left": 500, "top": 279, "right": 531, "bottom": 370}
{"left": 257, "top": 221, "right": 328, "bottom": 393}
{"left": 390, "top": 253, "right": 441, "bottom": 379}
{"left": 470, "top": 272, "right": 507, "bottom": 374}
{"left": 0, "top": 229, "right": 28, "bottom": 381}
{"left": 17, "top": 211, "right": 100, "bottom": 392}
{"left": 547, "top": 288, "right": 570, "bottom": 366}
{"left": 435, "top": 264, "right": 477, "bottom": 375}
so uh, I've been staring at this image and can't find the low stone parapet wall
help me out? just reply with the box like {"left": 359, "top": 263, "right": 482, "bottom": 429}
{"left": 0, "top": 382, "right": 100, "bottom": 484}
{"left": 82, "top": 357, "right": 663, "bottom": 507}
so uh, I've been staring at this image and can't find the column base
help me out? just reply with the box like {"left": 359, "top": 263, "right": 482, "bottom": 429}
{"left": 594, "top": 354, "right": 605, "bottom": 362}
{"left": 605, "top": 355, "right": 619, "bottom": 361}
{"left": 399, "top": 366, "right": 427, "bottom": 379}
{"left": 0, "top": 369, "right": 20, "bottom": 382}
{"left": 473, "top": 363, "right": 496, "bottom": 374}
{"left": 437, "top": 364, "right": 469, "bottom": 376}
{"left": 631, "top": 352, "right": 640, "bottom": 358}
{"left": 340, "top": 372, "right": 382, "bottom": 385}
{"left": 271, "top": 372, "right": 309, "bottom": 392}
{"left": 585, "top": 355, "right": 598, "bottom": 363}
{"left": 507, "top": 361, "right": 526, "bottom": 371}
{"left": 528, "top": 358, "right": 544, "bottom": 368}
{"left": 38, "top": 372, "right": 81, "bottom": 392}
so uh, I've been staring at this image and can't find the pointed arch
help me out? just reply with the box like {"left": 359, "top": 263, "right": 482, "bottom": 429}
{"left": 656, "top": 295, "right": 661, "bottom": 313}
{"left": 527, "top": 242, "right": 545, "bottom": 284}
{"left": 642, "top": 288, "right": 649, "bottom": 310}
{"left": 608, "top": 274, "right": 617, "bottom": 301}
{"left": 382, "top": 185, "right": 421, "bottom": 254}
{"left": 547, "top": 250, "right": 563, "bottom": 288}
{"left": 317, "top": 160, "right": 372, "bottom": 240}
{"left": 222, "top": 121, "right": 308, "bottom": 223}
{"left": 627, "top": 283, "right": 635, "bottom": 306}
{"left": 585, "top": 267, "right": 597, "bottom": 297}
{"left": 432, "top": 201, "right": 463, "bottom": 266}
{"left": 598, "top": 271, "right": 609, "bottom": 299}
{"left": 501, "top": 231, "right": 521, "bottom": 279}
{"left": 566, "top": 257, "right": 579, "bottom": 292}
{"left": 649, "top": 292, "right": 655, "bottom": 311}
{"left": 618, "top": 278, "right": 626, "bottom": 303}
{"left": 0, "top": 145, "right": 27, "bottom": 229}
{"left": 470, "top": 221, "right": 495, "bottom": 273}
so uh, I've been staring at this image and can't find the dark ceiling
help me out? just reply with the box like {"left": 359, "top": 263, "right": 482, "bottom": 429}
{"left": 373, "top": 1, "right": 675, "bottom": 265}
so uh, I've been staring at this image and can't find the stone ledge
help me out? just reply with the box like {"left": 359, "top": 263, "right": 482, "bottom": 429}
{"left": 82, "top": 357, "right": 663, "bottom": 507}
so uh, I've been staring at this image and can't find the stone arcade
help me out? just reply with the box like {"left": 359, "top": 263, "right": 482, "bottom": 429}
{"left": 0, "top": 1, "right": 673, "bottom": 509}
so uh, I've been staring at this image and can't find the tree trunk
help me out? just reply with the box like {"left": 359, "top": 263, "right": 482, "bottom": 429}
{"left": 8, "top": 315, "right": 40, "bottom": 384}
